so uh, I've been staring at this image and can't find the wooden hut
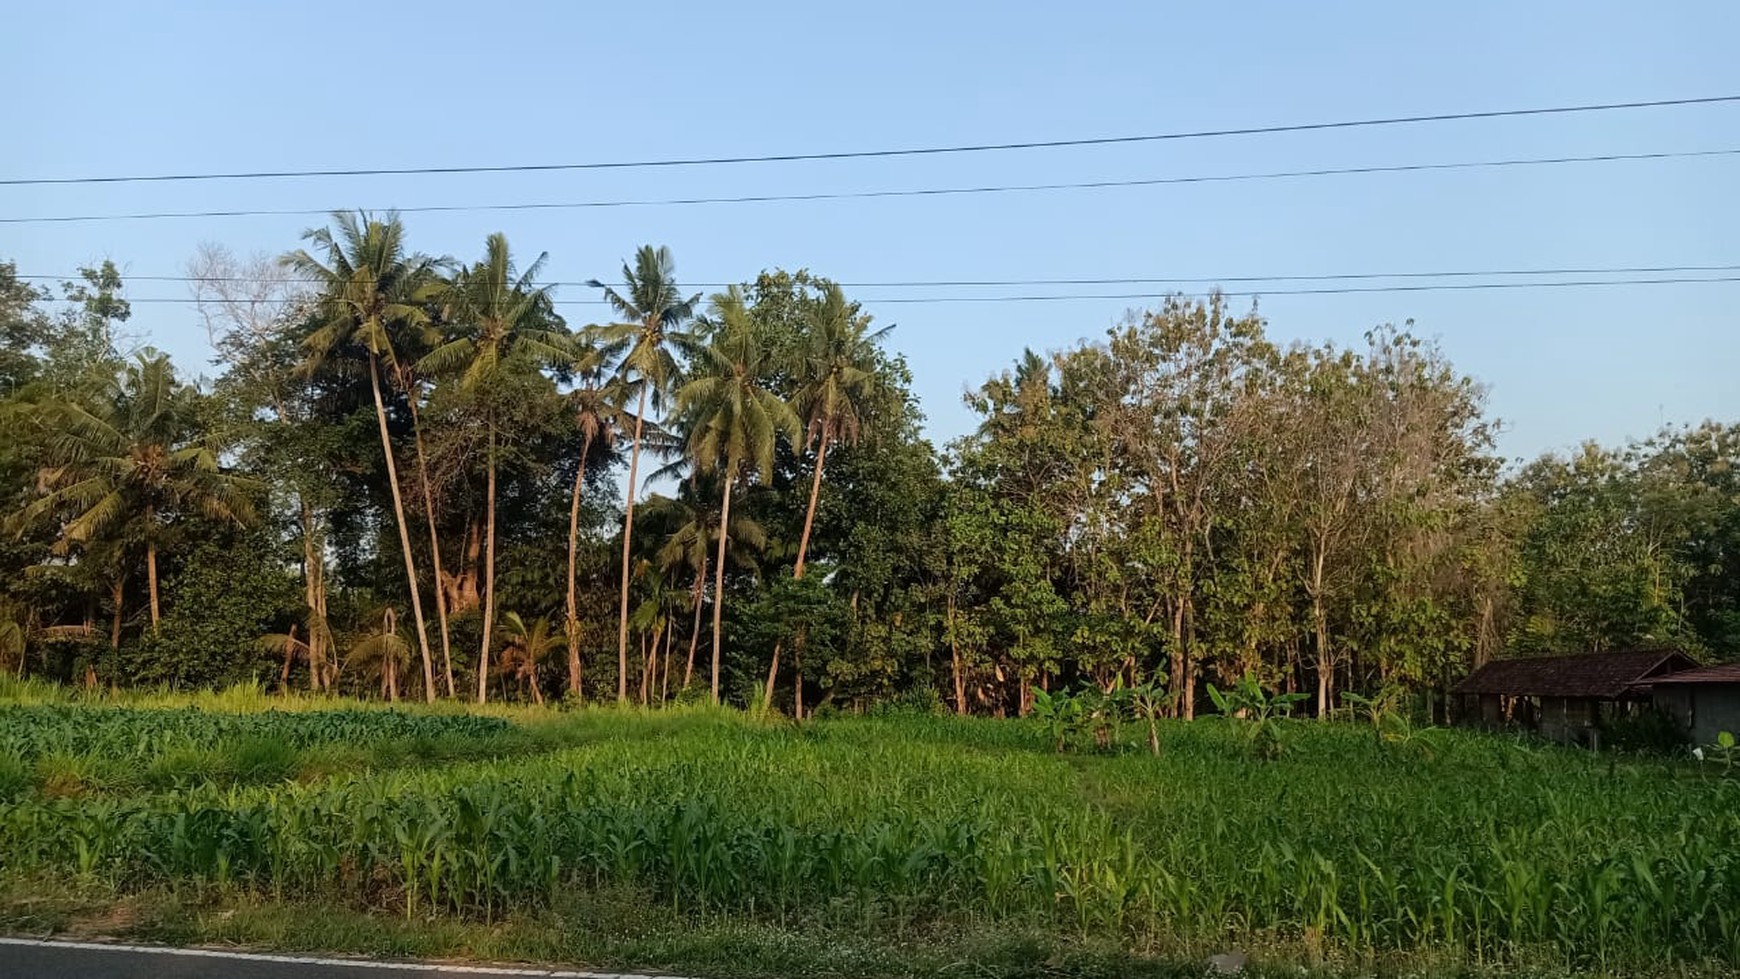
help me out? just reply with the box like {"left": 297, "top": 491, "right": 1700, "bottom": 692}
{"left": 1452, "top": 649, "right": 1696, "bottom": 745}
{"left": 1646, "top": 663, "right": 1740, "bottom": 747}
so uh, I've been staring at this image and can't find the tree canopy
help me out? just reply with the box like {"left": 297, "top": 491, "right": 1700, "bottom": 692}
{"left": 3, "top": 227, "right": 1735, "bottom": 715}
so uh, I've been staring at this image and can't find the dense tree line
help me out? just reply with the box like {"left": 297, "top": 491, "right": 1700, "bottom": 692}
{"left": 2, "top": 214, "right": 1735, "bottom": 714}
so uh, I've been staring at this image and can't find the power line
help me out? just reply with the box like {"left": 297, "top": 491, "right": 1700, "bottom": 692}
{"left": 5, "top": 94, "right": 1737, "bottom": 187}
{"left": 60, "top": 275, "right": 1740, "bottom": 306}
{"left": 19, "top": 264, "right": 1740, "bottom": 290}
{"left": 4, "top": 147, "right": 1733, "bottom": 225}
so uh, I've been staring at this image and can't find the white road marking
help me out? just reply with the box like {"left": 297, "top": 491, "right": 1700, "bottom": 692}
{"left": 0, "top": 936, "right": 688, "bottom": 977}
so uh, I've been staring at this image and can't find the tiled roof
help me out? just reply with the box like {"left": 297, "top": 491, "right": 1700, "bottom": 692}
{"left": 1453, "top": 649, "right": 1697, "bottom": 698}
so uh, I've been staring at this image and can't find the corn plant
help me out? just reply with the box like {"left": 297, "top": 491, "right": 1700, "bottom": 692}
{"left": 0, "top": 693, "right": 1736, "bottom": 971}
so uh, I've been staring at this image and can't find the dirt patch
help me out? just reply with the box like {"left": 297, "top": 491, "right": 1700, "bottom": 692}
{"left": 62, "top": 897, "right": 141, "bottom": 938}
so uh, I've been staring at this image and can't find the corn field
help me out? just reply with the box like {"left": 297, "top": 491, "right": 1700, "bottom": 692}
{"left": 1, "top": 698, "right": 1736, "bottom": 972}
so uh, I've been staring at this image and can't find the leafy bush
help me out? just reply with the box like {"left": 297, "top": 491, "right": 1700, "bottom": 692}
{"left": 125, "top": 535, "right": 300, "bottom": 689}
{"left": 1599, "top": 707, "right": 1689, "bottom": 754}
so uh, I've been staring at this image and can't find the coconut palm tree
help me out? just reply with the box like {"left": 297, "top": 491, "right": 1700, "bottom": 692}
{"left": 283, "top": 211, "right": 441, "bottom": 701}
{"left": 649, "top": 486, "right": 767, "bottom": 693}
{"left": 562, "top": 355, "right": 625, "bottom": 700}
{"left": 258, "top": 607, "right": 335, "bottom": 692}
{"left": 348, "top": 607, "right": 410, "bottom": 701}
{"left": 675, "top": 288, "right": 800, "bottom": 703}
{"left": 627, "top": 564, "right": 682, "bottom": 704}
{"left": 498, "top": 612, "right": 561, "bottom": 705}
{"left": 17, "top": 352, "right": 257, "bottom": 631}
{"left": 762, "top": 285, "right": 889, "bottom": 708}
{"left": 791, "top": 284, "right": 890, "bottom": 576}
{"left": 421, "top": 233, "right": 567, "bottom": 703}
{"left": 586, "top": 246, "right": 699, "bottom": 703}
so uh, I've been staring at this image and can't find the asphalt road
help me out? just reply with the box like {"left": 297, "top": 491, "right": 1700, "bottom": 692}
{"left": 0, "top": 938, "right": 673, "bottom": 978}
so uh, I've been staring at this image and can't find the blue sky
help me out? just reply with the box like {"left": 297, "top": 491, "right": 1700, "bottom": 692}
{"left": 4, "top": 1, "right": 1735, "bottom": 463}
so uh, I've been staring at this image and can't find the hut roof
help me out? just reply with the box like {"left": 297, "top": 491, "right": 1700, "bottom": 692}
{"left": 1648, "top": 662, "right": 1740, "bottom": 685}
{"left": 1453, "top": 649, "right": 1696, "bottom": 699}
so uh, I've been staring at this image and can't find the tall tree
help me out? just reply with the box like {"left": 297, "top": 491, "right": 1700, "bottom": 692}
{"left": 676, "top": 288, "right": 800, "bottom": 703}
{"left": 791, "top": 285, "right": 888, "bottom": 572}
{"left": 562, "top": 361, "right": 623, "bottom": 700}
{"left": 422, "top": 233, "right": 566, "bottom": 703}
{"left": 760, "top": 284, "right": 888, "bottom": 708}
{"left": 192, "top": 244, "right": 339, "bottom": 691}
{"left": 284, "top": 211, "right": 442, "bottom": 701}
{"left": 587, "top": 246, "right": 699, "bottom": 703}
{"left": 1093, "top": 296, "right": 1269, "bottom": 717}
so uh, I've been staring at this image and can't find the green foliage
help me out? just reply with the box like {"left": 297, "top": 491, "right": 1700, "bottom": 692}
{"left": 1125, "top": 680, "right": 1170, "bottom": 756}
{"left": 1705, "top": 730, "right": 1739, "bottom": 774}
{"left": 129, "top": 534, "right": 301, "bottom": 688}
{"left": 1599, "top": 708, "right": 1691, "bottom": 755}
{"left": 1207, "top": 672, "right": 1310, "bottom": 759}
{"left": 1028, "top": 686, "right": 1084, "bottom": 752}
{"left": 2, "top": 696, "right": 1739, "bottom": 972}
{"left": 1028, "top": 683, "right": 1132, "bottom": 754}
{"left": 6, "top": 219, "right": 1740, "bottom": 728}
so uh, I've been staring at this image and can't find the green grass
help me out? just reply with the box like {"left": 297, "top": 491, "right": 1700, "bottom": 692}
{"left": 0, "top": 687, "right": 1736, "bottom": 979}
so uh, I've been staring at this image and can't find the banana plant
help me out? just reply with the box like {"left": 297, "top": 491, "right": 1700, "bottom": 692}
{"left": 1029, "top": 686, "right": 1082, "bottom": 752}
{"left": 1125, "top": 679, "right": 1170, "bottom": 756}
{"left": 1207, "top": 671, "right": 1309, "bottom": 760}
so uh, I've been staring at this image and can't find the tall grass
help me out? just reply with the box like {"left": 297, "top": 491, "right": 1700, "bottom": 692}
{"left": 0, "top": 697, "right": 1734, "bottom": 971}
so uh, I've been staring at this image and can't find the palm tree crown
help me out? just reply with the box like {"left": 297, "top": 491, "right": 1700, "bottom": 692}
{"left": 422, "top": 232, "right": 568, "bottom": 387}
{"left": 678, "top": 288, "right": 801, "bottom": 485}
{"left": 794, "top": 283, "right": 888, "bottom": 452}
{"left": 588, "top": 245, "right": 701, "bottom": 413}
{"left": 284, "top": 211, "right": 442, "bottom": 373}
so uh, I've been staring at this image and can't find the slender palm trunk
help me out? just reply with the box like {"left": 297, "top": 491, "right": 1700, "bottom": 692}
{"left": 314, "top": 551, "right": 331, "bottom": 690}
{"left": 280, "top": 624, "right": 298, "bottom": 691}
{"left": 661, "top": 625, "right": 673, "bottom": 704}
{"left": 110, "top": 574, "right": 125, "bottom": 650}
{"left": 147, "top": 511, "right": 162, "bottom": 632}
{"left": 762, "top": 638, "right": 782, "bottom": 712}
{"left": 710, "top": 467, "right": 736, "bottom": 704}
{"left": 618, "top": 387, "right": 648, "bottom": 703}
{"left": 639, "top": 632, "right": 650, "bottom": 704}
{"left": 409, "top": 398, "right": 456, "bottom": 698}
{"left": 764, "top": 435, "right": 831, "bottom": 712}
{"left": 368, "top": 353, "right": 436, "bottom": 701}
{"left": 144, "top": 542, "right": 160, "bottom": 629}
{"left": 947, "top": 594, "right": 966, "bottom": 715}
{"left": 565, "top": 432, "right": 594, "bottom": 699}
{"left": 477, "top": 425, "right": 499, "bottom": 703}
{"left": 300, "top": 501, "right": 327, "bottom": 693}
{"left": 794, "top": 434, "right": 829, "bottom": 577}
{"left": 684, "top": 558, "right": 704, "bottom": 690}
